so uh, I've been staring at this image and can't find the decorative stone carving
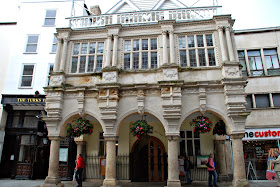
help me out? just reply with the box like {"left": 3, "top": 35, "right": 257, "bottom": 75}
{"left": 222, "top": 62, "right": 241, "bottom": 78}
{"left": 49, "top": 75, "right": 64, "bottom": 86}
{"left": 77, "top": 91, "right": 85, "bottom": 116}
{"left": 199, "top": 87, "right": 207, "bottom": 114}
{"left": 161, "top": 86, "right": 182, "bottom": 119}
{"left": 163, "top": 68, "right": 178, "bottom": 80}
{"left": 103, "top": 71, "right": 118, "bottom": 83}
{"left": 137, "top": 89, "right": 145, "bottom": 115}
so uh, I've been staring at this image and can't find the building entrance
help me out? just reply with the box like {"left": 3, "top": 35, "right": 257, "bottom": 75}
{"left": 131, "top": 136, "right": 166, "bottom": 182}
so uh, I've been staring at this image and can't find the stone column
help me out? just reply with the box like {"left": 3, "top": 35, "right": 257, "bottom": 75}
{"left": 225, "top": 27, "right": 235, "bottom": 62}
{"left": 60, "top": 37, "right": 69, "bottom": 72}
{"left": 75, "top": 138, "right": 85, "bottom": 159}
{"left": 54, "top": 37, "right": 62, "bottom": 72}
{"left": 105, "top": 35, "right": 112, "bottom": 67}
{"left": 112, "top": 35, "right": 118, "bottom": 67}
{"left": 217, "top": 26, "right": 229, "bottom": 62}
{"left": 162, "top": 31, "right": 168, "bottom": 65}
{"left": 215, "top": 138, "right": 229, "bottom": 181}
{"left": 231, "top": 134, "right": 249, "bottom": 187}
{"left": 169, "top": 30, "right": 175, "bottom": 64}
{"left": 166, "top": 135, "right": 181, "bottom": 187}
{"left": 102, "top": 136, "right": 119, "bottom": 187}
{"left": 42, "top": 136, "right": 64, "bottom": 187}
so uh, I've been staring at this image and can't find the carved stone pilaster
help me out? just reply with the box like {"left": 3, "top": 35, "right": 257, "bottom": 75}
{"left": 198, "top": 83, "right": 207, "bottom": 114}
{"left": 97, "top": 84, "right": 120, "bottom": 129}
{"left": 222, "top": 61, "right": 241, "bottom": 79}
{"left": 137, "top": 89, "right": 145, "bottom": 115}
{"left": 222, "top": 78, "right": 250, "bottom": 134}
{"left": 49, "top": 72, "right": 65, "bottom": 87}
{"left": 77, "top": 89, "right": 85, "bottom": 116}
{"left": 160, "top": 81, "right": 183, "bottom": 133}
{"left": 103, "top": 71, "right": 118, "bottom": 83}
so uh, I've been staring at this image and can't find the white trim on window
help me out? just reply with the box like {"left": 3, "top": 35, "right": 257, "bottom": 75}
{"left": 43, "top": 9, "right": 57, "bottom": 26}
{"left": 19, "top": 64, "right": 36, "bottom": 89}
{"left": 50, "top": 34, "right": 57, "bottom": 54}
{"left": 24, "top": 35, "right": 40, "bottom": 54}
{"left": 46, "top": 63, "right": 54, "bottom": 86}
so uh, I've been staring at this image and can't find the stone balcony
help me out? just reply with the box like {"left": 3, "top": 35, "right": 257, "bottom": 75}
{"left": 67, "top": 6, "right": 222, "bottom": 29}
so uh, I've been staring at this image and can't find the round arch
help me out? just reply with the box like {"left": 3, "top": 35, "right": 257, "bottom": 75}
{"left": 115, "top": 109, "right": 166, "bottom": 136}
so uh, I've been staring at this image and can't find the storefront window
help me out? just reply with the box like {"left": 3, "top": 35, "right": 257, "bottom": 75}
{"left": 243, "top": 140, "right": 279, "bottom": 180}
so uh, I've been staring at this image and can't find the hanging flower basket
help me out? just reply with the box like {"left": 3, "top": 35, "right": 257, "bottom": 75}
{"left": 213, "top": 120, "right": 227, "bottom": 136}
{"left": 130, "top": 120, "right": 153, "bottom": 139}
{"left": 190, "top": 116, "right": 212, "bottom": 135}
{"left": 67, "top": 117, "right": 93, "bottom": 138}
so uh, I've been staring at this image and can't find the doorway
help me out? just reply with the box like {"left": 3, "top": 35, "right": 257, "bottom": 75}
{"left": 131, "top": 136, "right": 166, "bottom": 182}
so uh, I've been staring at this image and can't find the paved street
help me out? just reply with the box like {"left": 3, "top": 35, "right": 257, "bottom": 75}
{"left": 0, "top": 179, "right": 278, "bottom": 187}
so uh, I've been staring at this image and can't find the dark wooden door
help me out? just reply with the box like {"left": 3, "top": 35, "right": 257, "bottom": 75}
{"left": 148, "top": 138, "right": 164, "bottom": 182}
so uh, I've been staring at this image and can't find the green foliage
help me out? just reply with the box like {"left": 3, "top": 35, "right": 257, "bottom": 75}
{"left": 190, "top": 116, "right": 212, "bottom": 135}
{"left": 130, "top": 120, "right": 153, "bottom": 139}
{"left": 67, "top": 117, "right": 93, "bottom": 137}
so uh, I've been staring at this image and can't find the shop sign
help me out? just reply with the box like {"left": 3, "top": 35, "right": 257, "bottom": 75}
{"left": 17, "top": 98, "right": 46, "bottom": 103}
{"left": 243, "top": 128, "right": 280, "bottom": 140}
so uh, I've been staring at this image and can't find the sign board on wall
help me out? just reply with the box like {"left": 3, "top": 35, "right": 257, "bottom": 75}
{"left": 243, "top": 128, "right": 280, "bottom": 141}
{"left": 59, "top": 148, "right": 68, "bottom": 162}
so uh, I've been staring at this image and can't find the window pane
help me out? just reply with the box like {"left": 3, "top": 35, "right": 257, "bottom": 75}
{"left": 255, "top": 57, "right": 263, "bottom": 69}
{"left": 99, "top": 141, "right": 105, "bottom": 156}
{"left": 247, "top": 50, "right": 260, "bottom": 57}
{"left": 23, "top": 65, "right": 34, "bottom": 75}
{"left": 133, "top": 53, "right": 139, "bottom": 69}
{"left": 44, "top": 18, "right": 55, "bottom": 26}
{"left": 46, "top": 10, "right": 56, "bottom": 17}
{"left": 180, "top": 141, "right": 186, "bottom": 157}
{"left": 265, "top": 56, "right": 273, "bottom": 69}
{"left": 151, "top": 52, "right": 157, "bottom": 69}
{"left": 27, "top": 36, "right": 39, "bottom": 43}
{"left": 142, "top": 39, "right": 148, "bottom": 50}
{"left": 21, "top": 76, "right": 32, "bottom": 87}
{"left": 97, "top": 43, "right": 104, "bottom": 53}
{"left": 186, "top": 131, "right": 192, "bottom": 138}
{"left": 88, "top": 56, "right": 94, "bottom": 72}
{"left": 189, "top": 49, "right": 196, "bottom": 67}
{"left": 272, "top": 56, "right": 280, "bottom": 68}
{"left": 187, "top": 140, "right": 193, "bottom": 156}
{"left": 81, "top": 43, "right": 88, "bottom": 54}
{"left": 124, "top": 41, "right": 131, "bottom": 52}
{"left": 142, "top": 52, "right": 148, "bottom": 69}
{"left": 73, "top": 43, "right": 80, "bottom": 55}
{"left": 188, "top": 36, "right": 195, "bottom": 48}
{"left": 180, "top": 51, "right": 187, "bottom": 67}
{"left": 196, "top": 35, "right": 204, "bottom": 47}
{"left": 89, "top": 43, "right": 96, "bottom": 54}
{"left": 194, "top": 132, "right": 200, "bottom": 138}
{"left": 264, "top": 49, "right": 277, "bottom": 55}
{"left": 246, "top": 95, "right": 253, "bottom": 109}
{"left": 206, "top": 34, "right": 213, "bottom": 46}
{"left": 26, "top": 44, "right": 37, "bottom": 52}
{"left": 79, "top": 56, "right": 86, "bottom": 73}
{"left": 71, "top": 57, "right": 78, "bottom": 73}
{"left": 198, "top": 49, "right": 206, "bottom": 66}
{"left": 52, "top": 44, "right": 57, "bottom": 53}
{"left": 194, "top": 140, "right": 201, "bottom": 155}
{"left": 208, "top": 49, "right": 215, "bottom": 66}
{"left": 179, "top": 37, "right": 186, "bottom": 49}
{"left": 124, "top": 54, "right": 130, "bottom": 70}
{"left": 151, "top": 39, "right": 157, "bottom": 50}
{"left": 133, "top": 40, "right": 139, "bottom": 51}
{"left": 273, "top": 93, "right": 280, "bottom": 107}
{"left": 49, "top": 64, "right": 54, "bottom": 73}
{"left": 96, "top": 56, "right": 103, "bottom": 72}
{"left": 180, "top": 131, "right": 185, "bottom": 138}
{"left": 255, "top": 94, "right": 270, "bottom": 108}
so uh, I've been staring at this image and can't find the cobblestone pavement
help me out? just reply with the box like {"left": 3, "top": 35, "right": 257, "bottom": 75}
{"left": 0, "top": 179, "right": 278, "bottom": 187}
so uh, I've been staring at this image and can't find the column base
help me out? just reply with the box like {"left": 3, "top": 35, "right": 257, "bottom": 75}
{"left": 101, "top": 179, "right": 119, "bottom": 187}
{"left": 218, "top": 174, "right": 229, "bottom": 181}
{"left": 232, "top": 179, "right": 249, "bottom": 187}
{"left": 166, "top": 180, "right": 181, "bottom": 187}
{"left": 41, "top": 176, "right": 64, "bottom": 187}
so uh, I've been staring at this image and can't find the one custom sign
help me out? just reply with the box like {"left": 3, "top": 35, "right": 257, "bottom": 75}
{"left": 243, "top": 128, "right": 280, "bottom": 140}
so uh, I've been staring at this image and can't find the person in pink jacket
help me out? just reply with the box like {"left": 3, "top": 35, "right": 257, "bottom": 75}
{"left": 207, "top": 153, "right": 218, "bottom": 187}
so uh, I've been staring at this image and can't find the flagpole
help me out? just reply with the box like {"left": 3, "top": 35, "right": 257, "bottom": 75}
{"left": 69, "top": 0, "right": 74, "bottom": 27}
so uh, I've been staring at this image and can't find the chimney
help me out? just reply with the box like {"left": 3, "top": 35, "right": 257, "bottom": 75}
{"left": 90, "top": 5, "right": 101, "bottom": 15}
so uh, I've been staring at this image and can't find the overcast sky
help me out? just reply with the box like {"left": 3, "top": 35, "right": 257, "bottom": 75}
{"left": 1, "top": 0, "right": 279, "bottom": 30}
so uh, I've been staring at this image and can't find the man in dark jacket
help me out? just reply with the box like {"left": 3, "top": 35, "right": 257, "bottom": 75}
{"left": 184, "top": 156, "right": 193, "bottom": 184}
{"left": 75, "top": 154, "right": 84, "bottom": 187}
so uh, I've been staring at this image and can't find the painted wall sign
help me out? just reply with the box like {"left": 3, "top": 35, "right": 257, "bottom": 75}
{"left": 243, "top": 128, "right": 280, "bottom": 140}
{"left": 17, "top": 98, "right": 46, "bottom": 103}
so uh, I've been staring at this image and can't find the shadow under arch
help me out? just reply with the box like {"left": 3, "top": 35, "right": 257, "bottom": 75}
{"left": 58, "top": 111, "right": 105, "bottom": 137}
{"left": 115, "top": 109, "right": 166, "bottom": 136}
{"left": 179, "top": 107, "right": 232, "bottom": 134}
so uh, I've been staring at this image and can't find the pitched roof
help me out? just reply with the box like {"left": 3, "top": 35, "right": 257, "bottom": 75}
{"left": 106, "top": 0, "right": 188, "bottom": 14}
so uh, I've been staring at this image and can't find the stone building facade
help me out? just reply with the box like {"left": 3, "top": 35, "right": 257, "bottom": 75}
{"left": 42, "top": 1, "right": 250, "bottom": 187}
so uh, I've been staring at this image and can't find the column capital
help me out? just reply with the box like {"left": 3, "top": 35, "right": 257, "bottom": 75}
{"left": 57, "top": 37, "right": 63, "bottom": 43}
{"left": 166, "top": 135, "right": 180, "bottom": 141}
{"left": 113, "top": 34, "right": 119, "bottom": 38}
{"left": 104, "top": 135, "right": 118, "bottom": 141}
{"left": 107, "top": 34, "right": 113, "bottom": 39}
{"left": 230, "top": 133, "right": 245, "bottom": 140}
{"left": 217, "top": 26, "right": 225, "bottom": 30}
{"left": 162, "top": 30, "right": 168, "bottom": 35}
{"left": 62, "top": 36, "right": 69, "bottom": 42}
{"left": 47, "top": 136, "right": 62, "bottom": 141}
{"left": 169, "top": 30, "right": 174, "bottom": 35}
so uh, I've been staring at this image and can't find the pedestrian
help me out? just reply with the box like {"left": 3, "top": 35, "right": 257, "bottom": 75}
{"left": 207, "top": 153, "right": 218, "bottom": 187}
{"left": 184, "top": 156, "right": 193, "bottom": 184}
{"left": 75, "top": 154, "right": 84, "bottom": 187}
